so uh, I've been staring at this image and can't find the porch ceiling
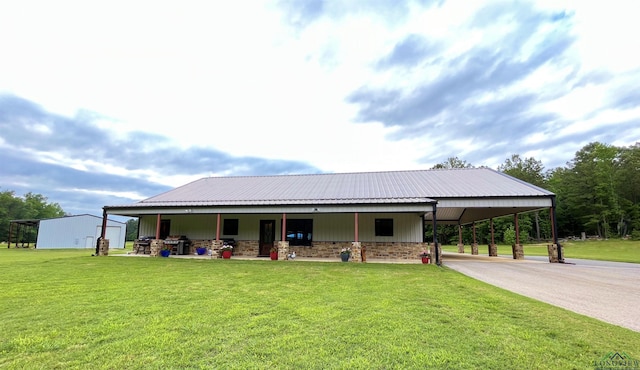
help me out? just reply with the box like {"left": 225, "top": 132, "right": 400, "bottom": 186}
{"left": 427, "top": 206, "right": 549, "bottom": 225}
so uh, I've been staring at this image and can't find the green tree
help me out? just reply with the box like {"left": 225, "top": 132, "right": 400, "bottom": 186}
{"left": 0, "top": 190, "right": 65, "bottom": 243}
{"left": 125, "top": 218, "right": 139, "bottom": 241}
{"left": 497, "top": 154, "right": 549, "bottom": 241}
{"left": 431, "top": 157, "right": 474, "bottom": 169}
{"left": 497, "top": 154, "right": 546, "bottom": 187}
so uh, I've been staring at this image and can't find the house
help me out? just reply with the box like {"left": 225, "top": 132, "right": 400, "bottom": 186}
{"left": 9, "top": 214, "right": 126, "bottom": 249}
{"left": 101, "top": 168, "right": 563, "bottom": 263}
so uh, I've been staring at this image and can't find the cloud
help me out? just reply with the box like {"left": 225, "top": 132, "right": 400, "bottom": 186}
{"left": 345, "top": 3, "right": 590, "bottom": 168}
{"left": 0, "top": 94, "right": 320, "bottom": 215}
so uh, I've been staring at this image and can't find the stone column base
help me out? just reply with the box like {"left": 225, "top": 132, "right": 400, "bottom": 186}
{"left": 429, "top": 243, "right": 441, "bottom": 265}
{"left": 512, "top": 244, "right": 524, "bottom": 260}
{"left": 98, "top": 239, "right": 110, "bottom": 256}
{"left": 211, "top": 240, "right": 224, "bottom": 258}
{"left": 351, "top": 242, "right": 362, "bottom": 262}
{"left": 547, "top": 244, "right": 564, "bottom": 263}
{"left": 488, "top": 243, "right": 498, "bottom": 257}
{"left": 471, "top": 243, "right": 478, "bottom": 255}
{"left": 150, "top": 240, "right": 163, "bottom": 257}
{"left": 277, "top": 241, "right": 289, "bottom": 260}
{"left": 457, "top": 244, "right": 465, "bottom": 253}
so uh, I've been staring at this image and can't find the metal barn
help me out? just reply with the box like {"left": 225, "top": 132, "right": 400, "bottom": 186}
{"left": 36, "top": 214, "right": 126, "bottom": 249}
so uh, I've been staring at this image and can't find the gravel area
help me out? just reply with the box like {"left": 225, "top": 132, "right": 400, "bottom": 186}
{"left": 443, "top": 252, "right": 640, "bottom": 332}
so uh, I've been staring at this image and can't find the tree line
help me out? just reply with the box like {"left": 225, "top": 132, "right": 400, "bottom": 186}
{"left": 2, "top": 141, "right": 638, "bottom": 245}
{"left": 0, "top": 191, "right": 66, "bottom": 243}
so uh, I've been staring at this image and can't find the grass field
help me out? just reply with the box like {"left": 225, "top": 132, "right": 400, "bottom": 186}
{"left": 0, "top": 248, "right": 638, "bottom": 369}
{"left": 442, "top": 239, "right": 640, "bottom": 263}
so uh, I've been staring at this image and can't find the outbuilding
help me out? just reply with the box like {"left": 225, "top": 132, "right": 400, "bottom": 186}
{"left": 9, "top": 214, "right": 126, "bottom": 249}
{"left": 101, "top": 168, "right": 563, "bottom": 263}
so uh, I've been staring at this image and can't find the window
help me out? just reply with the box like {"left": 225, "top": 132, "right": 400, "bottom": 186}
{"left": 286, "top": 219, "right": 313, "bottom": 246}
{"left": 375, "top": 218, "right": 393, "bottom": 236}
{"left": 223, "top": 219, "right": 239, "bottom": 235}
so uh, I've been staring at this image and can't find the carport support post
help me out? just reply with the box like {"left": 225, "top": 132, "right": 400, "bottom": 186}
{"left": 488, "top": 218, "right": 498, "bottom": 257}
{"left": 512, "top": 213, "right": 524, "bottom": 259}
{"left": 431, "top": 206, "right": 441, "bottom": 266}
{"left": 457, "top": 225, "right": 464, "bottom": 253}
{"left": 471, "top": 222, "right": 478, "bottom": 255}
{"left": 548, "top": 197, "right": 564, "bottom": 263}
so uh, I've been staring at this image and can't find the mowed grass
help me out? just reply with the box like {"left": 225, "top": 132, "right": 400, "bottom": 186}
{"left": 1, "top": 249, "right": 638, "bottom": 369}
{"left": 443, "top": 239, "right": 640, "bottom": 263}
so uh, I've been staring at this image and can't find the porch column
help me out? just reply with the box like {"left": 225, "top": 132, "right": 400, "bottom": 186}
{"left": 512, "top": 213, "right": 524, "bottom": 259}
{"left": 548, "top": 196, "right": 564, "bottom": 263}
{"left": 354, "top": 212, "right": 359, "bottom": 242}
{"left": 155, "top": 214, "right": 161, "bottom": 240}
{"left": 471, "top": 222, "right": 478, "bottom": 255}
{"left": 216, "top": 213, "right": 221, "bottom": 241}
{"left": 282, "top": 213, "right": 287, "bottom": 241}
{"left": 457, "top": 225, "right": 464, "bottom": 253}
{"left": 98, "top": 208, "right": 109, "bottom": 256}
{"left": 488, "top": 218, "right": 498, "bottom": 257}
{"left": 100, "top": 208, "right": 108, "bottom": 239}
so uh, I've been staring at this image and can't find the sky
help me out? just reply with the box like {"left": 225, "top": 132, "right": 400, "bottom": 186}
{"left": 1, "top": 0, "right": 639, "bottom": 217}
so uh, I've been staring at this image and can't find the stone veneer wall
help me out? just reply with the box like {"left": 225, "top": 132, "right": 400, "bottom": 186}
{"left": 187, "top": 240, "right": 427, "bottom": 260}
{"left": 289, "top": 241, "right": 427, "bottom": 260}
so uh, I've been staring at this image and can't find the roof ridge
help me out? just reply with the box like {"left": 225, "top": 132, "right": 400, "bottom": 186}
{"left": 204, "top": 168, "right": 485, "bottom": 180}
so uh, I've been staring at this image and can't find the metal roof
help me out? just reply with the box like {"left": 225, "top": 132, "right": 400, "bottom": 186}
{"left": 109, "top": 168, "right": 552, "bottom": 208}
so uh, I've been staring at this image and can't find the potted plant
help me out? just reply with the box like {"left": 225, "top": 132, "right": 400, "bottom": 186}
{"left": 340, "top": 247, "right": 351, "bottom": 262}
{"left": 220, "top": 244, "right": 233, "bottom": 259}
{"left": 160, "top": 245, "right": 171, "bottom": 257}
{"left": 269, "top": 246, "right": 278, "bottom": 260}
{"left": 196, "top": 246, "right": 207, "bottom": 255}
{"left": 419, "top": 250, "right": 430, "bottom": 264}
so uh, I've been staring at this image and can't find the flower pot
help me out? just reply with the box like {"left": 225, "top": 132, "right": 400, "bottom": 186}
{"left": 196, "top": 247, "right": 207, "bottom": 255}
{"left": 340, "top": 254, "right": 350, "bottom": 262}
{"left": 421, "top": 256, "right": 430, "bottom": 264}
{"left": 222, "top": 250, "right": 232, "bottom": 259}
{"left": 270, "top": 251, "right": 278, "bottom": 260}
{"left": 160, "top": 249, "right": 171, "bottom": 257}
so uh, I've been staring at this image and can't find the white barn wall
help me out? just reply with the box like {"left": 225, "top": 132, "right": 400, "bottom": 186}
{"left": 37, "top": 215, "right": 126, "bottom": 249}
{"left": 139, "top": 212, "right": 423, "bottom": 243}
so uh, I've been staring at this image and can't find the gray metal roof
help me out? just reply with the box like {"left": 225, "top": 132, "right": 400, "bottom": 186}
{"left": 116, "top": 167, "right": 552, "bottom": 208}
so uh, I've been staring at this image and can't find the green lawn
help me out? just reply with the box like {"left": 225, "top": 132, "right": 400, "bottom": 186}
{"left": 443, "top": 239, "right": 640, "bottom": 263}
{"left": 0, "top": 249, "right": 638, "bottom": 369}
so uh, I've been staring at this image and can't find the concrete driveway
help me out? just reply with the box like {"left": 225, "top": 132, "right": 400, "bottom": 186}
{"left": 442, "top": 252, "right": 640, "bottom": 332}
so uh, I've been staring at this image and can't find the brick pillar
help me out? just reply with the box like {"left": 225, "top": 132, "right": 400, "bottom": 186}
{"left": 351, "top": 242, "right": 362, "bottom": 263}
{"left": 98, "top": 239, "right": 110, "bottom": 256}
{"left": 211, "top": 240, "right": 224, "bottom": 258}
{"left": 547, "top": 244, "right": 564, "bottom": 263}
{"left": 277, "top": 241, "right": 289, "bottom": 260}
{"left": 457, "top": 244, "right": 465, "bottom": 253}
{"left": 512, "top": 244, "right": 524, "bottom": 260}
{"left": 488, "top": 243, "right": 498, "bottom": 257}
{"left": 471, "top": 243, "right": 478, "bottom": 255}
{"left": 150, "top": 239, "right": 163, "bottom": 257}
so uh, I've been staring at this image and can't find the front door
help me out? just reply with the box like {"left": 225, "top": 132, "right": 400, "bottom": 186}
{"left": 259, "top": 220, "right": 275, "bottom": 256}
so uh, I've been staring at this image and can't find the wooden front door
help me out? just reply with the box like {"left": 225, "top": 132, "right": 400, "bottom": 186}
{"left": 259, "top": 220, "right": 275, "bottom": 256}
